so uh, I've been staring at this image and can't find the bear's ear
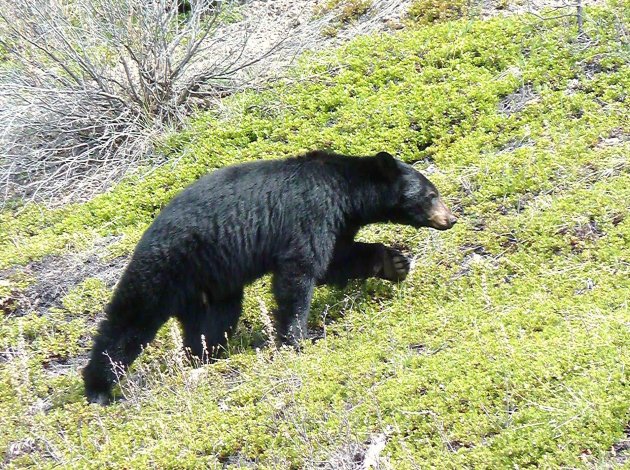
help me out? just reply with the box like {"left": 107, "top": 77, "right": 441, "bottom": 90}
{"left": 374, "top": 151, "right": 399, "bottom": 181}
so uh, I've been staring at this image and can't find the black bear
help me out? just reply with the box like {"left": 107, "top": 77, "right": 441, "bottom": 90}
{"left": 83, "top": 151, "right": 457, "bottom": 404}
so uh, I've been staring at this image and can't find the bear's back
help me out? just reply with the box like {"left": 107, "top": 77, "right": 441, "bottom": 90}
{"left": 131, "top": 155, "right": 351, "bottom": 285}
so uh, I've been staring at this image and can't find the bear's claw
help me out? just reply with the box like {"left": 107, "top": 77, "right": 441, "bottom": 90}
{"left": 86, "top": 391, "right": 112, "bottom": 406}
{"left": 381, "top": 247, "right": 411, "bottom": 282}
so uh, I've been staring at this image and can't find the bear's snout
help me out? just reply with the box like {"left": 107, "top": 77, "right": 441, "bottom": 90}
{"left": 428, "top": 199, "right": 457, "bottom": 230}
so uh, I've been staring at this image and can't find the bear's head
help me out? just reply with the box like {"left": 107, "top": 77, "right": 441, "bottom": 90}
{"left": 375, "top": 152, "right": 458, "bottom": 231}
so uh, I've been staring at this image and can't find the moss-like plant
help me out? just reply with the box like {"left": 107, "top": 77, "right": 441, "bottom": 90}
{"left": 0, "top": 7, "right": 629, "bottom": 468}
{"left": 408, "top": 0, "right": 470, "bottom": 24}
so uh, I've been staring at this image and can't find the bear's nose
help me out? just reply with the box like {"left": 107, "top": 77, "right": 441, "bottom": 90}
{"left": 448, "top": 215, "right": 458, "bottom": 226}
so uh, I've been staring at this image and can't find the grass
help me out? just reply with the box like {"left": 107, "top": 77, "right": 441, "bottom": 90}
{"left": 1, "top": 4, "right": 629, "bottom": 468}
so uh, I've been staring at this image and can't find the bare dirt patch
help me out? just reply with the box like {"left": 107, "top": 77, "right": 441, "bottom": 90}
{"left": 452, "top": 244, "right": 500, "bottom": 279}
{"left": 609, "top": 424, "right": 630, "bottom": 466}
{"left": 595, "top": 128, "right": 630, "bottom": 149}
{"left": 316, "top": 429, "right": 391, "bottom": 469}
{"left": 556, "top": 218, "right": 606, "bottom": 253}
{"left": 205, "top": 0, "right": 415, "bottom": 84}
{"left": 2, "top": 236, "right": 127, "bottom": 317}
{"left": 4, "top": 438, "right": 40, "bottom": 467}
{"left": 480, "top": 0, "right": 605, "bottom": 19}
{"left": 497, "top": 136, "right": 535, "bottom": 153}
{"left": 499, "top": 84, "right": 539, "bottom": 116}
{"left": 585, "top": 423, "right": 630, "bottom": 468}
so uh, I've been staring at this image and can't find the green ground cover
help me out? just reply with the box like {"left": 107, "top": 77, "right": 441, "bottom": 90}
{"left": 1, "top": 5, "right": 628, "bottom": 468}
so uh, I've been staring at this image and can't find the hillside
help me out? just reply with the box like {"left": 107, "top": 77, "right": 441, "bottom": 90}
{"left": 1, "top": 4, "right": 629, "bottom": 468}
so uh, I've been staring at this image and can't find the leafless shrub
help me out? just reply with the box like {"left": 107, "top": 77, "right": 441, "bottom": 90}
{"left": 522, "top": 0, "right": 588, "bottom": 36}
{"left": 0, "top": 0, "right": 282, "bottom": 205}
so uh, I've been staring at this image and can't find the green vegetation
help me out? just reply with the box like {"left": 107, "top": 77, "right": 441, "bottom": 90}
{"left": 1, "top": 5, "right": 629, "bottom": 468}
{"left": 315, "top": 0, "right": 373, "bottom": 37}
{"left": 315, "top": 0, "right": 372, "bottom": 21}
{"left": 407, "top": 0, "right": 471, "bottom": 24}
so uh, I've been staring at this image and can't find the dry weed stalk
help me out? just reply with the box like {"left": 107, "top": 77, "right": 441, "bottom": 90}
{"left": 258, "top": 297, "right": 279, "bottom": 350}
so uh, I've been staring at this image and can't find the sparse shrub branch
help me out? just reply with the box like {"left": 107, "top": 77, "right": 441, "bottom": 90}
{"left": 0, "top": 0, "right": 281, "bottom": 205}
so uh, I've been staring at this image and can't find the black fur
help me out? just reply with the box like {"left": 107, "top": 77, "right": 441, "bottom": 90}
{"left": 83, "top": 151, "right": 456, "bottom": 404}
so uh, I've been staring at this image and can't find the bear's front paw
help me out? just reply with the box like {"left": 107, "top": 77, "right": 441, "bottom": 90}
{"left": 86, "top": 390, "right": 113, "bottom": 406}
{"left": 380, "top": 247, "right": 411, "bottom": 282}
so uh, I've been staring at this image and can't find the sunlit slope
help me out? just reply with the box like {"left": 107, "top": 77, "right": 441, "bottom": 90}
{"left": 1, "top": 7, "right": 628, "bottom": 468}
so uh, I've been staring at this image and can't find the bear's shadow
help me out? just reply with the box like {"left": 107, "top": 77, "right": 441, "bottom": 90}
{"left": 65, "top": 281, "right": 395, "bottom": 407}
{"left": 235, "top": 279, "right": 394, "bottom": 351}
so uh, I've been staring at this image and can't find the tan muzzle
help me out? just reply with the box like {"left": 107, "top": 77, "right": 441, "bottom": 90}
{"left": 428, "top": 198, "right": 458, "bottom": 230}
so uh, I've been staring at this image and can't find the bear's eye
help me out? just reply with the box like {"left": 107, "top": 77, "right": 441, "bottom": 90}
{"left": 427, "top": 192, "right": 437, "bottom": 200}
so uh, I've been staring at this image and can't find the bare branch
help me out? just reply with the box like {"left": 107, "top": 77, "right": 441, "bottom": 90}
{"left": 0, "top": 0, "right": 287, "bottom": 206}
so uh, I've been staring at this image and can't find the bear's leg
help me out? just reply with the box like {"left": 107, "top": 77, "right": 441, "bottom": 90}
{"left": 318, "top": 242, "right": 410, "bottom": 287}
{"left": 83, "top": 315, "right": 166, "bottom": 405}
{"left": 179, "top": 291, "right": 243, "bottom": 362}
{"left": 272, "top": 267, "right": 315, "bottom": 346}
